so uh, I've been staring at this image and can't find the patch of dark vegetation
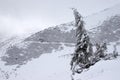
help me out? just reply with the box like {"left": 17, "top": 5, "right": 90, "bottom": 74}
{"left": 25, "top": 25, "right": 76, "bottom": 43}
{"left": 1, "top": 42, "right": 61, "bottom": 65}
{"left": 94, "top": 15, "right": 120, "bottom": 43}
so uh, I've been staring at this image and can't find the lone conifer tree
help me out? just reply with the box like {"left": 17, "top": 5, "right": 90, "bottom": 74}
{"left": 70, "top": 9, "right": 93, "bottom": 74}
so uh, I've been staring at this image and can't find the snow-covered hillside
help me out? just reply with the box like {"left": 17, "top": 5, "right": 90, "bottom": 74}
{"left": 25, "top": 4, "right": 120, "bottom": 44}
{"left": 0, "top": 43, "right": 74, "bottom": 80}
{"left": 84, "top": 3, "right": 120, "bottom": 30}
{"left": 0, "top": 43, "right": 120, "bottom": 80}
{"left": 73, "top": 56, "right": 120, "bottom": 80}
{"left": 4, "top": 44, "right": 74, "bottom": 80}
{"left": 0, "top": 3, "right": 120, "bottom": 80}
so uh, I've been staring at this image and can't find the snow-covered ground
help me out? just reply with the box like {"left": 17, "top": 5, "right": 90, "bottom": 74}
{"left": 84, "top": 3, "right": 120, "bottom": 30}
{"left": 0, "top": 35, "right": 29, "bottom": 57}
{"left": 1, "top": 3, "right": 120, "bottom": 80}
{"left": 0, "top": 43, "right": 120, "bottom": 80}
{"left": 0, "top": 44, "right": 74, "bottom": 80}
{"left": 74, "top": 57, "right": 120, "bottom": 80}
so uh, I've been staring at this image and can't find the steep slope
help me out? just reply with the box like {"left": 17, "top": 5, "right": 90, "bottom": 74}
{"left": 73, "top": 56, "right": 120, "bottom": 80}
{"left": 85, "top": 3, "right": 120, "bottom": 30}
{"left": 0, "top": 43, "right": 120, "bottom": 80}
{"left": 25, "top": 4, "right": 120, "bottom": 43}
{"left": 25, "top": 22, "right": 76, "bottom": 43}
{"left": 1, "top": 44, "right": 74, "bottom": 80}
{"left": 0, "top": 3, "right": 120, "bottom": 80}
{"left": 93, "top": 15, "right": 120, "bottom": 43}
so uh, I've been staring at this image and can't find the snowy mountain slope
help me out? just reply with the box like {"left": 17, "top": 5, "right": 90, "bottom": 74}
{"left": 0, "top": 3, "right": 120, "bottom": 80}
{"left": 25, "top": 22, "right": 76, "bottom": 43}
{"left": 91, "top": 15, "right": 120, "bottom": 43}
{"left": 0, "top": 36, "right": 25, "bottom": 57}
{"left": 0, "top": 43, "right": 120, "bottom": 80}
{"left": 1, "top": 41, "right": 67, "bottom": 65}
{"left": 84, "top": 3, "right": 120, "bottom": 30}
{"left": 73, "top": 56, "right": 120, "bottom": 80}
{"left": 0, "top": 43, "right": 74, "bottom": 80}
{"left": 25, "top": 3, "right": 120, "bottom": 44}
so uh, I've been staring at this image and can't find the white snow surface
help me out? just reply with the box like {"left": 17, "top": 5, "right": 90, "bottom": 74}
{"left": 0, "top": 43, "right": 120, "bottom": 80}
{"left": 57, "top": 3, "right": 120, "bottom": 32}
{"left": 84, "top": 3, "right": 120, "bottom": 30}
{"left": 0, "top": 35, "right": 30, "bottom": 57}
{"left": 1, "top": 3, "right": 120, "bottom": 80}
{"left": 0, "top": 44, "right": 74, "bottom": 80}
{"left": 74, "top": 57, "right": 120, "bottom": 80}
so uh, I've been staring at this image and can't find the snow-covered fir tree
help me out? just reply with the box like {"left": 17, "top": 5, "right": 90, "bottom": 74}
{"left": 70, "top": 9, "right": 93, "bottom": 74}
{"left": 70, "top": 9, "right": 119, "bottom": 80}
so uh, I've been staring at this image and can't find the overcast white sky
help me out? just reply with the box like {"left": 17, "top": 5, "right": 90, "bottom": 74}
{"left": 0, "top": 0, "right": 120, "bottom": 37}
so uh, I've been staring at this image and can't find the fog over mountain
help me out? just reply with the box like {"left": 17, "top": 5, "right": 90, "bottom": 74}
{"left": 0, "top": 0, "right": 120, "bottom": 38}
